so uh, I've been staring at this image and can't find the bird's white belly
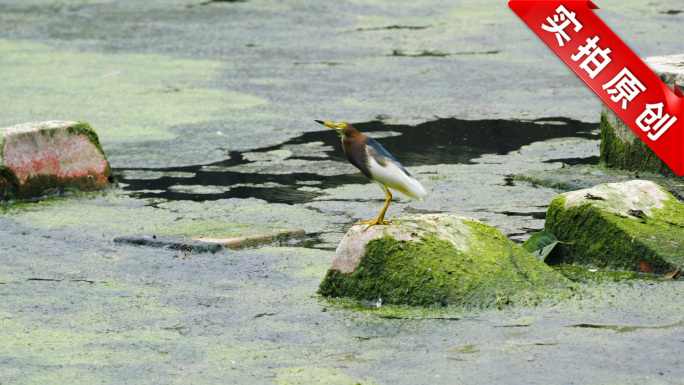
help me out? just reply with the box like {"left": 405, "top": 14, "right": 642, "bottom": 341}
{"left": 367, "top": 156, "right": 427, "bottom": 200}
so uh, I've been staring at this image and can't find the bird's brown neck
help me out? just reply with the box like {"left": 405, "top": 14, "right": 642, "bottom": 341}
{"left": 341, "top": 133, "right": 372, "bottom": 178}
{"left": 341, "top": 132, "right": 367, "bottom": 146}
{"left": 343, "top": 128, "right": 362, "bottom": 138}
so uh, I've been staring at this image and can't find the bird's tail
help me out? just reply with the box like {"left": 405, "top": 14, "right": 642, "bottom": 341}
{"left": 399, "top": 176, "right": 427, "bottom": 201}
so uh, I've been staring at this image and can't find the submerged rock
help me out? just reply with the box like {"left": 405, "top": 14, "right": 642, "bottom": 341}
{"left": 319, "top": 215, "right": 573, "bottom": 308}
{"left": 114, "top": 228, "right": 306, "bottom": 252}
{"left": 545, "top": 180, "right": 684, "bottom": 275}
{"left": 0, "top": 121, "right": 114, "bottom": 201}
{"left": 600, "top": 54, "right": 684, "bottom": 176}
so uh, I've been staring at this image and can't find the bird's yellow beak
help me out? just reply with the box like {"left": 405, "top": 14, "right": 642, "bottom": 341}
{"left": 316, "top": 120, "right": 337, "bottom": 129}
{"left": 315, "top": 120, "right": 346, "bottom": 133}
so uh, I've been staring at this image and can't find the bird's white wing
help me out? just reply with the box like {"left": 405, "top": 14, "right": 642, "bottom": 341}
{"left": 366, "top": 146, "right": 427, "bottom": 200}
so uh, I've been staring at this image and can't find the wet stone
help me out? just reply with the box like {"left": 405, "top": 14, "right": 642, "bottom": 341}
{"left": 644, "top": 54, "right": 684, "bottom": 87}
{"left": 0, "top": 121, "right": 114, "bottom": 201}
{"left": 114, "top": 228, "right": 307, "bottom": 252}
{"left": 319, "top": 214, "right": 573, "bottom": 308}
{"left": 545, "top": 180, "right": 684, "bottom": 275}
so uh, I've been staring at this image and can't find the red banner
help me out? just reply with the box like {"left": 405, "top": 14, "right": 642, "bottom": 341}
{"left": 509, "top": 0, "right": 684, "bottom": 175}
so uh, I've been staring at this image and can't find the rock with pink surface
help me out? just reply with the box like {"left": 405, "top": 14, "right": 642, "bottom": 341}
{"left": 0, "top": 121, "right": 114, "bottom": 201}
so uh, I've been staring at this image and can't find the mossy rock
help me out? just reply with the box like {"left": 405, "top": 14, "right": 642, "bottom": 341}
{"left": 0, "top": 120, "right": 115, "bottom": 201}
{"left": 600, "top": 54, "right": 684, "bottom": 177}
{"left": 599, "top": 105, "right": 680, "bottom": 177}
{"left": 319, "top": 215, "right": 573, "bottom": 309}
{"left": 545, "top": 180, "right": 684, "bottom": 275}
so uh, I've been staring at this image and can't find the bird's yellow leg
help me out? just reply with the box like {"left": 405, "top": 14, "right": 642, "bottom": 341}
{"left": 355, "top": 188, "right": 392, "bottom": 231}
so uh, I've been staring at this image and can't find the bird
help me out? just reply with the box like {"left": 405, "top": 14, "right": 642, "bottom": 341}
{"left": 315, "top": 120, "right": 427, "bottom": 230}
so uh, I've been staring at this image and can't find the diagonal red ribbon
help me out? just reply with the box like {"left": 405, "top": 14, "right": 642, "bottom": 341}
{"left": 509, "top": 0, "right": 684, "bottom": 175}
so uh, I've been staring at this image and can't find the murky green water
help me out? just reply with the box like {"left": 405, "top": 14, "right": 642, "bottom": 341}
{"left": 2, "top": 210, "right": 683, "bottom": 384}
{"left": 1, "top": 0, "right": 683, "bottom": 382}
{"left": 2, "top": 117, "right": 682, "bottom": 383}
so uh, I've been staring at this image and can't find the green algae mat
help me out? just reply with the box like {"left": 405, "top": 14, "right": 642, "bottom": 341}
{"left": 2, "top": 193, "right": 684, "bottom": 384}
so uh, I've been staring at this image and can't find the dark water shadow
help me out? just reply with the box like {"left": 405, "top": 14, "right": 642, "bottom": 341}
{"left": 114, "top": 117, "right": 599, "bottom": 204}
{"left": 544, "top": 156, "right": 600, "bottom": 166}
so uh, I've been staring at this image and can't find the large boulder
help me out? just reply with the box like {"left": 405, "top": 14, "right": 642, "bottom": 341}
{"left": 319, "top": 215, "right": 573, "bottom": 308}
{"left": 545, "top": 180, "right": 684, "bottom": 275}
{"left": 600, "top": 54, "right": 684, "bottom": 176}
{"left": 0, "top": 121, "right": 114, "bottom": 201}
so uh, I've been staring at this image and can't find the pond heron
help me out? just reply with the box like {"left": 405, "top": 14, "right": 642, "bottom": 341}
{"left": 315, "top": 120, "right": 427, "bottom": 230}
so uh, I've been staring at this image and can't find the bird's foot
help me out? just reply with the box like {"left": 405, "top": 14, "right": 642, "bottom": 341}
{"left": 353, "top": 219, "right": 390, "bottom": 231}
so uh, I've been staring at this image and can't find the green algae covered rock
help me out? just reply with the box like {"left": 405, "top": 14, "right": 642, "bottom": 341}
{"left": 545, "top": 180, "right": 684, "bottom": 275}
{"left": 599, "top": 105, "right": 679, "bottom": 177}
{"left": 319, "top": 215, "right": 573, "bottom": 309}
{"left": 600, "top": 54, "right": 684, "bottom": 177}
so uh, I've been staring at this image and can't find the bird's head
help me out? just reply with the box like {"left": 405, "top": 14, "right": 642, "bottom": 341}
{"left": 315, "top": 120, "right": 360, "bottom": 138}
